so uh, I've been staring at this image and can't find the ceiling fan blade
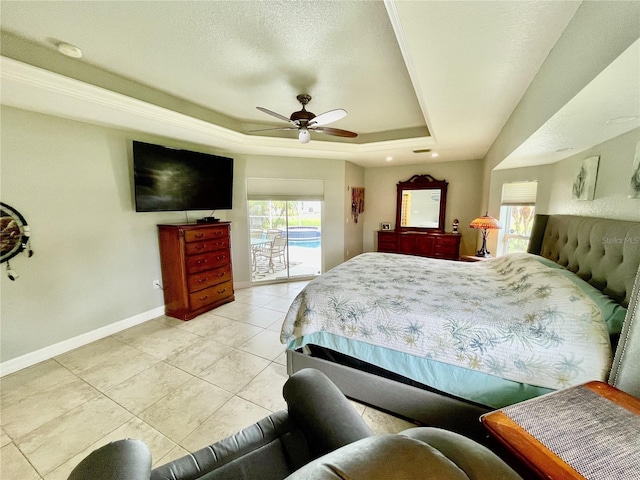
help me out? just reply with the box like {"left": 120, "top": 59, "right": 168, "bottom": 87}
{"left": 249, "top": 127, "right": 297, "bottom": 133}
{"left": 309, "top": 109, "right": 347, "bottom": 127}
{"left": 312, "top": 126, "right": 358, "bottom": 138}
{"left": 256, "top": 107, "right": 296, "bottom": 125}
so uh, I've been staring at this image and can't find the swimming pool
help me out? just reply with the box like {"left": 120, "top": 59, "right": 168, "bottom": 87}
{"left": 282, "top": 227, "right": 321, "bottom": 248}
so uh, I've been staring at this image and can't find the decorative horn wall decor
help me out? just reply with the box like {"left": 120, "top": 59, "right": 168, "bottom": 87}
{"left": 351, "top": 187, "right": 365, "bottom": 223}
{"left": 1, "top": 202, "right": 34, "bottom": 280}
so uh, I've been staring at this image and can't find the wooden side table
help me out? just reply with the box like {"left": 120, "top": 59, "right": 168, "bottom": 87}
{"left": 481, "top": 381, "right": 640, "bottom": 479}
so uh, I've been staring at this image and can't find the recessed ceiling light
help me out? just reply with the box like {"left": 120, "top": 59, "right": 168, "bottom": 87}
{"left": 386, "top": 156, "right": 393, "bottom": 162}
{"left": 57, "top": 42, "right": 82, "bottom": 58}
{"left": 605, "top": 115, "right": 639, "bottom": 125}
{"left": 431, "top": 152, "right": 439, "bottom": 158}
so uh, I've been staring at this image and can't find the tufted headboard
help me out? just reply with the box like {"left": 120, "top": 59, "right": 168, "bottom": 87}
{"left": 527, "top": 214, "right": 640, "bottom": 398}
{"left": 528, "top": 214, "right": 640, "bottom": 308}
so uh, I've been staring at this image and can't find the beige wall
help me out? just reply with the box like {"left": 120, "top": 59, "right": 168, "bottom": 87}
{"left": 487, "top": 128, "right": 640, "bottom": 254}
{"left": 480, "top": 1, "right": 639, "bottom": 255}
{"left": 482, "top": 1, "right": 640, "bottom": 209}
{"left": 490, "top": 128, "right": 640, "bottom": 221}
{"left": 2, "top": 91, "right": 637, "bottom": 369}
{"left": 0, "top": 106, "right": 350, "bottom": 365}
{"left": 545, "top": 128, "right": 640, "bottom": 221}
{"left": 362, "top": 159, "right": 484, "bottom": 256}
{"left": 230, "top": 154, "right": 348, "bottom": 284}
{"left": 1, "top": 106, "right": 168, "bottom": 363}
{"left": 344, "top": 161, "right": 365, "bottom": 261}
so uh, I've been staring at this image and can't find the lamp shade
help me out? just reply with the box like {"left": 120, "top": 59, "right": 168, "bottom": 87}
{"left": 469, "top": 212, "right": 502, "bottom": 230}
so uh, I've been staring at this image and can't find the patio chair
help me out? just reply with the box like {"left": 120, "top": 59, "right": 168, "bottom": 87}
{"left": 250, "top": 228, "right": 264, "bottom": 239}
{"left": 266, "top": 229, "right": 282, "bottom": 240}
{"left": 258, "top": 234, "right": 288, "bottom": 272}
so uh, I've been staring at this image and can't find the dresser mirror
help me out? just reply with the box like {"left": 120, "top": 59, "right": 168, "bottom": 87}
{"left": 395, "top": 174, "right": 448, "bottom": 232}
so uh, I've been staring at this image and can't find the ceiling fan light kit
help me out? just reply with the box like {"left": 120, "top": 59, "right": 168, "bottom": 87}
{"left": 253, "top": 94, "right": 358, "bottom": 143}
{"left": 298, "top": 128, "right": 311, "bottom": 144}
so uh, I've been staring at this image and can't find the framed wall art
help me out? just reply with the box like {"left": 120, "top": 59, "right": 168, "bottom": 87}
{"left": 572, "top": 155, "right": 600, "bottom": 201}
{"left": 351, "top": 187, "right": 365, "bottom": 223}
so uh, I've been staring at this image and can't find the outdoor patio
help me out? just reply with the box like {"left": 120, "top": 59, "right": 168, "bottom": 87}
{"left": 252, "top": 243, "right": 321, "bottom": 283}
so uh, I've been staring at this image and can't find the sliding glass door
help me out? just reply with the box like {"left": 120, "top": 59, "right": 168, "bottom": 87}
{"left": 248, "top": 200, "right": 321, "bottom": 283}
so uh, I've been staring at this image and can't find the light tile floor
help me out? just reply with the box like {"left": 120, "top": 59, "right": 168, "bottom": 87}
{"left": 1, "top": 281, "right": 414, "bottom": 480}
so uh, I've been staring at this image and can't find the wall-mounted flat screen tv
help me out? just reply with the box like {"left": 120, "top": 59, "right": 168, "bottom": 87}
{"left": 133, "top": 141, "right": 233, "bottom": 212}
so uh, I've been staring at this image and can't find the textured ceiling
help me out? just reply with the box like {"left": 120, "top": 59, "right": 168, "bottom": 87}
{"left": 0, "top": 0, "right": 424, "bottom": 137}
{"left": 0, "top": 1, "right": 637, "bottom": 168}
{"left": 387, "top": 0, "right": 582, "bottom": 162}
{"left": 498, "top": 39, "right": 640, "bottom": 170}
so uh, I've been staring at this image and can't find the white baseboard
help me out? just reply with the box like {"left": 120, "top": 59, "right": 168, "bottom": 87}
{"left": 0, "top": 306, "right": 165, "bottom": 377}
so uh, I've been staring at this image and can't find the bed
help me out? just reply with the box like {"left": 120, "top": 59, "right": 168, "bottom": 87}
{"left": 281, "top": 215, "right": 640, "bottom": 441}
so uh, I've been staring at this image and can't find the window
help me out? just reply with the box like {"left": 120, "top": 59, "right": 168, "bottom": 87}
{"left": 246, "top": 178, "right": 324, "bottom": 283}
{"left": 500, "top": 205, "right": 536, "bottom": 254}
{"left": 248, "top": 200, "right": 322, "bottom": 283}
{"left": 499, "top": 182, "right": 538, "bottom": 255}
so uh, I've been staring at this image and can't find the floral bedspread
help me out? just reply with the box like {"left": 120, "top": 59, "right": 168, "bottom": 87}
{"left": 281, "top": 253, "right": 613, "bottom": 389}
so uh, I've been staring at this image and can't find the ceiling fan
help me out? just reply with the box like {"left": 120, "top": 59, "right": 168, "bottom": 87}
{"left": 252, "top": 94, "right": 358, "bottom": 143}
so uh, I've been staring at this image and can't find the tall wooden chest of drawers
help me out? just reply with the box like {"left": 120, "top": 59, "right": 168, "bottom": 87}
{"left": 158, "top": 222, "right": 234, "bottom": 320}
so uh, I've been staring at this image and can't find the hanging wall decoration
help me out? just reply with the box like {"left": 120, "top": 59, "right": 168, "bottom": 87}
{"left": 351, "top": 187, "right": 365, "bottom": 223}
{"left": 629, "top": 140, "right": 640, "bottom": 199}
{"left": 1, "top": 202, "right": 34, "bottom": 280}
{"left": 572, "top": 156, "right": 600, "bottom": 201}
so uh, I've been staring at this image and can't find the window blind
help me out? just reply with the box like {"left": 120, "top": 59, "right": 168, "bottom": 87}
{"left": 501, "top": 181, "right": 538, "bottom": 206}
{"left": 246, "top": 178, "right": 324, "bottom": 201}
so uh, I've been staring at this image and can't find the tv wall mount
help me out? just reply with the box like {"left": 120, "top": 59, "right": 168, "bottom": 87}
{"left": 1, "top": 202, "right": 34, "bottom": 280}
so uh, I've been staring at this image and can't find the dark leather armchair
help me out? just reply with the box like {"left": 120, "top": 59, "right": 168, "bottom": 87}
{"left": 68, "top": 368, "right": 372, "bottom": 480}
{"left": 68, "top": 368, "right": 521, "bottom": 480}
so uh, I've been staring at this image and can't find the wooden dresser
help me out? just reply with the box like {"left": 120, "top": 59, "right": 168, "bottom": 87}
{"left": 158, "top": 222, "right": 234, "bottom": 320}
{"left": 377, "top": 230, "right": 461, "bottom": 260}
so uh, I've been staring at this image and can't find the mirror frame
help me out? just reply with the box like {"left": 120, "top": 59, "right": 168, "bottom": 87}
{"left": 395, "top": 174, "right": 448, "bottom": 232}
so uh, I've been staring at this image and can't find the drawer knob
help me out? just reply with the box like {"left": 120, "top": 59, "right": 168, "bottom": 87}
{"left": 217, "top": 288, "right": 227, "bottom": 294}
{"left": 197, "top": 259, "right": 207, "bottom": 265}
{"left": 195, "top": 245, "right": 205, "bottom": 250}
{"left": 199, "top": 295, "right": 209, "bottom": 301}
{"left": 198, "top": 277, "right": 208, "bottom": 283}
{"left": 195, "top": 233, "right": 204, "bottom": 238}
